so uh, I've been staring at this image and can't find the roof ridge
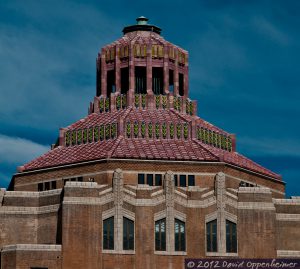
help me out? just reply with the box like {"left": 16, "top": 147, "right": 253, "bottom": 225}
{"left": 191, "top": 139, "right": 221, "bottom": 160}
{"left": 108, "top": 136, "right": 123, "bottom": 158}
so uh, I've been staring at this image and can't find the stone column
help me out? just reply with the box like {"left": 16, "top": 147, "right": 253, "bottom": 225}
{"left": 215, "top": 172, "right": 226, "bottom": 254}
{"left": 164, "top": 171, "right": 175, "bottom": 253}
{"left": 113, "top": 168, "right": 124, "bottom": 252}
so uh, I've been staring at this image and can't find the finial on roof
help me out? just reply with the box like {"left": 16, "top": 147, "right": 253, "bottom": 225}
{"left": 136, "top": 16, "right": 149, "bottom": 25}
{"left": 122, "top": 17, "right": 161, "bottom": 35}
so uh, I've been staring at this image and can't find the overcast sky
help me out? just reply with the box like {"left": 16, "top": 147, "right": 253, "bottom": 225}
{"left": 0, "top": 0, "right": 299, "bottom": 197}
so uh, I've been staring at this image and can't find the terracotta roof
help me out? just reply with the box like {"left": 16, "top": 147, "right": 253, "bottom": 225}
{"left": 21, "top": 108, "right": 281, "bottom": 180}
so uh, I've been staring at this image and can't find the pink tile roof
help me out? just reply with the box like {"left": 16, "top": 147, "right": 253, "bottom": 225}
{"left": 21, "top": 109, "right": 281, "bottom": 180}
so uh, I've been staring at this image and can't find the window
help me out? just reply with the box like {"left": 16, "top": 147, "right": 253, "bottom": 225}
{"left": 147, "top": 174, "right": 153, "bottom": 186}
{"left": 155, "top": 174, "right": 162, "bottom": 186}
{"left": 121, "top": 67, "right": 129, "bottom": 94}
{"left": 179, "top": 175, "right": 186, "bottom": 187}
{"left": 169, "top": 69, "right": 174, "bottom": 93}
{"left": 155, "top": 218, "right": 166, "bottom": 251}
{"left": 103, "top": 217, "right": 114, "bottom": 250}
{"left": 51, "top": 181, "right": 56, "bottom": 189}
{"left": 107, "top": 69, "right": 116, "bottom": 96}
{"left": 123, "top": 217, "right": 134, "bottom": 250}
{"left": 174, "top": 175, "right": 178, "bottom": 186}
{"left": 226, "top": 220, "right": 237, "bottom": 253}
{"left": 135, "top": 67, "right": 147, "bottom": 94}
{"left": 179, "top": 73, "right": 184, "bottom": 96}
{"left": 188, "top": 175, "right": 195, "bottom": 186}
{"left": 175, "top": 219, "right": 185, "bottom": 251}
{"left": 206, "top": 220, "right": 217, "bottom": 252}
{"left": 38, "top": 180, "right": 57, "bottom": 192}
{"left": 138, "top": 173, "right": 145, "bottom": 184}
{"left": 152, "top": 67, "right": 164, "bottom": 95}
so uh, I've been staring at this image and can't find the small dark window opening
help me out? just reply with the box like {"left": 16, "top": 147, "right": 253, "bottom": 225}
{"left": 138, "top": 174, "right": 145, "bottom": 184}
{"left": 174, "top": 175, "right": 178, "bottom": 186}
{"left": 147, "top": 174, "right": 153, "bottom": 186}
{"left": 179, "top": 175, "right": 186, "bottom": 187}
{"left": 103, "top": 217, "right": 114, "bottom": 250}
{"left": 179, "top": 73, "right": 184, "bottom": 96}
{"left": 226, "top": 220, "right": 237, "bottom": 253}
{"left": 135, "top": 67, "right": 147, "bottom": 94}
{"left": 152, "top": 67, "right": 164, "bottom": 95}
{"left": 155, "top": 174, "right": 162, "bottom": 186}
{"left": 44, "top": 182, "right": 50, "bottom": 191}
{"left": 206, "top": 220, "right": 217, "bottom": 252}
{"left": 96, "top": 62, "right": 101, "bottom": 96}
{"left": 77, "top": 176, "right": 83, "bottom": 182}
{"left": 155, "top": 218, "right": 166, "bottom": 251}
{"left": 121, "top": 67, "right": 129, "bottom": 94}
{"left": 169, "top": 69, "right": 174, "bottom": 93}
{"left": 123, "top": 217, "right": 134, "bottom": 250}
{"left": 107, "top": 70, "right": 116, "bottom": 96}
{"left": 51, "top": 181, "right": 56, "bottom": 190}
{"left": 38, "top": 183, "right": 43, "bottom": 192}
{"left": 175, "top": 219, "right": 185, "bottom": 251}
{"left": 188, "top": 175, "right": 195, "bottom": 186}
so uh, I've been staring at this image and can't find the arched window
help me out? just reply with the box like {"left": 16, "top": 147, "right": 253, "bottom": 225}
{"left": 206, "top": 219, "right": 217, "bottom": 252}
{"left": 155, "top": 218, "right": 166, "bottom": 251}
{"left": 226, "top": 220, "right": 237, "bottom": 253}
{"left": 123, "top": 217, "right": 134, "bottom": 250}
{"left": 103, "top": 217, "right": 114, "bottom": 250}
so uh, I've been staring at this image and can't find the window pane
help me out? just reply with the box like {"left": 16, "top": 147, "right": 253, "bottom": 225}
{"left": 123, "top": 217, "right": 134, "bottom": 250}
{"left": 206, "top": 220, "right": 217, "bottom": 252}
{"left": 188, "top": 175, "right": 195, "bottom": 186}
{"left": 155, "top": 174, "right": 162, "bottom": 186}
{"left": 155, "top": 218, "right": 166, "bottom": 251}
{"left": 38, "top": 183, "right": 43, "bottom": 192}
{"left": 138, "top": 173, "right": 145, "bottom": 184}
{"left": 179, "top": 175, "right": 186, "bottom": 187}
{"left": 174, "top": 175, "right": 178, "bottom": 186}
{"left": 175, "top": 219, "right": 185, "bottom": 251}
{"left": 226, "top": 220, "right": 237, "bottom": 253}
{"left": 103, "top": 217, "right": 114, "bottom": 250}
{"left": 147, "top": 174, "right": 153, "bottom": 186}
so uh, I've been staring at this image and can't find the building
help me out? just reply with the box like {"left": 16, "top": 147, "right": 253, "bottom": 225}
{"left": 0, "top": 17, "right": 300, "bottom": 269}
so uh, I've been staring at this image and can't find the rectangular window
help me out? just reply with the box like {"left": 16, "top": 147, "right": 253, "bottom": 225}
{"left": 226, "top": 220, "right": 237, "bottom": 253}
{"left": 188, "top": 175, "right": 195, "bottom": 186}
{"left": 179, "top": 73, "right": 184, "bottom": 96}
{"left": 135, "top": 67, "right": 147, "bottom": 94}
{"left": 121, "top": 67, "right": 129, "bottom": 94}
{"left": 147, "top": 174, "right": 153, "bottom": 186}
{"left": 123, "top": 217, "right": 134, "bottom": 250}
{"left": 152, "top": 67, "right": 164, "bottom": 95}
{"left": 44, "top": 181, "right": 50, "bottom": 191}
{"left": 38, "top": 183, "right": 43, "bottom": 192}
{"left": 179, "top": 175, "right": 186, "bottom": 187}
{"left": 155, "top": 218, "right": 166, "bottom": 251}
{"left": 206, "top": 220, "right": 217, "bottom": 252}
{"left": 155, "top": 174, "right": 162, "bottom": 186}
{"left": 138, "top": 173, "right": 145, "bottom": 184}
{"left": 103, "top": 217, "right": 114, "bottom": 250}
{"left": 175, "top": 219, "right": 186, "bottom": 251}
{"left": 51, "top": 181, "right": 56, "bottom": 190}
{"left": 169, "top": 69, "right": 174, "bottom": 93}
{"left": 174, "top": 174, "right": 178, "bottom": 186}
{"left": 77, "top": 176, "right": 83, "bottom": 182}
{"left": 107, "top": 69, "right": 116, "bottom": 96}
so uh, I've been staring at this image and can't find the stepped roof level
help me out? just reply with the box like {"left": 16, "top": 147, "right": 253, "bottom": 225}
{"left": 17, "top": 17, "right": 281, "bottom": 186}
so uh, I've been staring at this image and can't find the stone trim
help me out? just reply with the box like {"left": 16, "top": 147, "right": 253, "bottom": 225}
{"left": 238, "top": 187, "right": 271, "bottom": 193}
{"left": 65, "top": 181, "right": 98, "bottom": 188}
{"left": 277, "top": 250, "right": 300, "bottom": 257}
{"left": 4, "top": 189, "right": 62, "bottom": 197}
{"left": 0, "top": 204, "right": 60, "bottom": 215}
{"left": 63, "top": 195, "right": 113, "bottom": 205}
{"left": 276, "top": 214, "right": 300, "bottom": 221}
{"left": 201, "top": 190, "right": 214, "bottom": 198}
{"left": 206, "top": 252, "right": 238, "bottom": 257}
{"left": 273, "top": 199, "right": 300, "bottom": 205}
{"left": 238, "top": 202, "right": 275, "bottom": 210}
{"left": 1, "top": 244, "right": 61, "bottom": 252}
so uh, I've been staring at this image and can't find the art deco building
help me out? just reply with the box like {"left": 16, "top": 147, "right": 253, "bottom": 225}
{"left": 0, "top": 17, "right": 300, "bottom": 269}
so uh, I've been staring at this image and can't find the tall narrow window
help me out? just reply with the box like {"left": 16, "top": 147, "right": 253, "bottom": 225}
{"left": 174, "top": 174, "right": 178, "bottom": 186}
{"left": 175, "top": 219, "right": 186, "bottom": 251}
{"left": 121, "top": 67, "right": 129, "bottom": 94}
{"left": 107, "top": 70, "right": 116, "bottom": 96}
{"left": 38, "top": 183, "right": 43, "bottom": 192}
{"left": 155, "top": 174, "right": 162, "bottom": 186}
{"left": 155, "top": 218, "right": 166, "bottom": 251}
{"left": 188, "top": 175, "right": 195, "bottom": 186}
{"left": 179, "top": 175, "right": 186, "bottom": 187}
{"left": 169, "top": 69, "right": 174, "bottom": 93}
{"left": 179, "top": 73, "right": 184, "bottom": 96}
{"left": 152, "top": 67, "right": 164, "bottom": 95}
{"left": 138, "top": 173, "right": 145, "bottom": 184}
{"left": 103, "top": 217, "right": 114, "bottom": 250}
{"left": 123, "top": 217, "right": 134, "bottom": 250}
{"left": 226, "top": 220, "right": 237, "bottom": 253}
{"left": 135, "top": 67, "right": 147, "bottom": 94}
{"left": 51, "top": 181, "right": 57, "bottom": 190}
{"left": 206, "top": 220, "right": 217, "bottom": 252}
{"left": 44, "top": 181, "right": 50, "bottom": 191}
{"left": 147, "top": 174, "right": 153, "bottom": 186}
